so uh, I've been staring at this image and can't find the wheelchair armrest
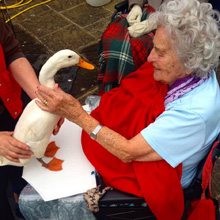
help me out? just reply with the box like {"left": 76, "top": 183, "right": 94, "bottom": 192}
{"left": 114, "top": 0, "right": 129, "bottom": 12}
{"left": 96, "top": 170, "right": 145, "bottom": 205}
{"left": 212, "top": 134, "right": 220, "bottom": 164}
{"left": 99, "top": 188, "right": 145, "bottom": 205}
{"left": 183, "top": 181, "right": 203, "bottom": 201}
{"left": 183, "top": 133, "right": 220, "bottom": 201}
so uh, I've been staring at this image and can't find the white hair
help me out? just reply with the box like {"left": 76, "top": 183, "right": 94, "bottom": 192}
{"left": 148, "top": 0, "right": 220, "bottom": 77}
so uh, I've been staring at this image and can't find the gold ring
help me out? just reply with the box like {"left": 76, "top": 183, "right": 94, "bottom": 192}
{"left": 44, "top": 99, "right": 48, "bottom": 105}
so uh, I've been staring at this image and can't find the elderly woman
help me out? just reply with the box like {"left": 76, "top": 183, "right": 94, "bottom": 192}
{"left": 98, "top": 0, "right": 210, "bottom": 94}
{"left": 19, "top": 0, "right": 220, "bottom": 219}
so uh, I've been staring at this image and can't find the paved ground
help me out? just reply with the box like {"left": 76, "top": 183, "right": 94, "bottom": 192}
{"left": 4, "top": 0, "right": 124, "bottom": 103}
{"left": 1, "top": 0, "right": 220, "bottom": 217}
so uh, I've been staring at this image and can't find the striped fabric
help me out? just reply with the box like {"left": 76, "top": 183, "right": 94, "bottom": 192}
{"left": 19, "top": 184, "right": 96, "bottom": 220}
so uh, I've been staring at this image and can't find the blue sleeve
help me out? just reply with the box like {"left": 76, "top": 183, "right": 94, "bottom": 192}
{"left": 141, "top": 109, "right": 206, "bottom": 168}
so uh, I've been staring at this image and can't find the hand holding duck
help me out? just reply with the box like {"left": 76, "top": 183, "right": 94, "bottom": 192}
{"left": 36, "top": 84, "right": 84, "bottom": 125}
{"left": 0, "top": 131, "right": 32, "bottom": 163}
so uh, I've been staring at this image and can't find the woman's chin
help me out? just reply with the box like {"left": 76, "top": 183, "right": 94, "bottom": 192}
{"left": 153, "top": 71, "right": 161, "bottom": 81}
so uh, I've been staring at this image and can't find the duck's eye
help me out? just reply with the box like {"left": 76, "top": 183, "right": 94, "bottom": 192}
{"left": 68, "top": 55, "right": 72, "bottom": 58}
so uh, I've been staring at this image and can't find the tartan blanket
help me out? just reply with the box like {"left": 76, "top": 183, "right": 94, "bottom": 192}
{"left": 98, "top": 5, "right": 155, "bottom": 95}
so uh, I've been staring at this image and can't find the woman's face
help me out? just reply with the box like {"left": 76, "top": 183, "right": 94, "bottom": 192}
{"left": 148, "top": 26, "right": 189, "bottom": 86}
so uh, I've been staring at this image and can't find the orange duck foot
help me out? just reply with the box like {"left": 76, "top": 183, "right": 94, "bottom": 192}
{"left": 46, "top": 157, "right": 64, "bottom": 171}
{"left": 44, "top": 141, "right": 60, "bottom": 157}
{"left": 37, "top": 157, "right": 64, "bottom": 171}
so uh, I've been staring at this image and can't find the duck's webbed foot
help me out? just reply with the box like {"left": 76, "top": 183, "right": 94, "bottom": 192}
{"left": 37, "top": 142, "right": 64, "bottom": 171}
{"left": 44, "top": 141, "right": 60, "bottom": 157}
{"left": 37, "top": 157, "right": 64, "bottom": 171}
{"left": 46, "top": 157, "right": 64, "bottom": 171}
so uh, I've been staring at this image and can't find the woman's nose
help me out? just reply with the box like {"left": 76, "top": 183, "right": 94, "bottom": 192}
{"left": 147, "top": 49, "right": 155, "bottom": 63}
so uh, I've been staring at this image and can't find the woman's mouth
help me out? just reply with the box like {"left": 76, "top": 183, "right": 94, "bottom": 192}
{"left": 154, "top": 66, "right": 160, "bottom": 71}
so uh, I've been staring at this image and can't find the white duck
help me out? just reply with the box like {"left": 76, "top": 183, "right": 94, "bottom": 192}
{"left": 0, "top": 49, "right": 94, "bottom": 166}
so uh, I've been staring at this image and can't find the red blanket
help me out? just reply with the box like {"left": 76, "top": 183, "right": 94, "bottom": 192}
{"left": 82, "top": 61, "right": 184, "bottom": 219}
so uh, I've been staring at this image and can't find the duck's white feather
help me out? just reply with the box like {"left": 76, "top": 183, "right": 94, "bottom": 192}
{"left": 0, "top": 50, "right": 83, "bottom": 166}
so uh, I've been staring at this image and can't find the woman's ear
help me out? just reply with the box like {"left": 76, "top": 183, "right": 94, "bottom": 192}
{"left": 182, "top": 63, "right": 193, "bottom": 76}
{"left": 186, "top": 69, "right": 194, "bottom": 76}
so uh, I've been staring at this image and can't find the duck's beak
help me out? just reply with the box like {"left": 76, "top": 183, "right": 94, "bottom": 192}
{"left": 75, "top": 58, "right": 95, "bottom": 70}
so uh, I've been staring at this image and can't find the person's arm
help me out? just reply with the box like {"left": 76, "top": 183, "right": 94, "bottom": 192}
{"left": 0, "top": 19, "right": 40, "bottom": 99}
{"left": 127, "top": 5, "right": 143, "bottom": 26}
{"left": 127, "top": 0, "right": 148, "bottom": 26}
{"left": 8, "top": 57, "right": 40, "bottom": 99}
{"left": 76, "top": 110, "right": 162, "bottom": 163}
{"left": 128, "top": 0, "right": 147, "bottom": 10}
{"left": 127, "top": 0, "right": 157, "bottom": 33}
{"left": 35, "top": 84, "right": 162, "bottom": 163}
{"left": 148, "top": 0, "right": 163, "bottom": 10}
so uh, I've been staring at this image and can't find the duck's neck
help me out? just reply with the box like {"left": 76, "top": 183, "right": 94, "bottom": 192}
{"left": 39, "top": 62, "right": 59, "bottom": 89}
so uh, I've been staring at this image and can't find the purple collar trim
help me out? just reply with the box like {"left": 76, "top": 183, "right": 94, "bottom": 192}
{"left": 164, "top": 73, "right": 210, "bottom": 105}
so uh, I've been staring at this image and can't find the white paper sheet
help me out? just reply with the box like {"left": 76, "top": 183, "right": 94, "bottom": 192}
{"left": 22, "top": 105, "right": 96, "bottom": 201}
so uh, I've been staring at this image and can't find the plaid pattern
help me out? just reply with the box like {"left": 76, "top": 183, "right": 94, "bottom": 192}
{"left": 98, "top": 5, "right": 155, "bottom": 95}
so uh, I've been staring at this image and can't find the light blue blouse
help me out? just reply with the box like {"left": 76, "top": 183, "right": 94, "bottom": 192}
{"left": 141, "top": 70, "right": 220, "bottom": 188}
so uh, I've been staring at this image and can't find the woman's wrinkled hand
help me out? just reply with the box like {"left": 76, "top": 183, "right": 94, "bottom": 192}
{"left": 127, "top": 5, "right": 143, "bottom": 26}
{"left": 0, "top": 131, "right": 33, "bottom": 163}
{"left": 35, "top": 84, "right": 84, "bottom": 124}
